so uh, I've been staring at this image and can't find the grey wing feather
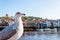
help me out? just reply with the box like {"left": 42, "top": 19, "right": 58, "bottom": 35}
{"left": 0, "top": 24, "right": 16, "bottom": 40}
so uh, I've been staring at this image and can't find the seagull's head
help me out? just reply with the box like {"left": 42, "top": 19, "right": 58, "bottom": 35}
{"left": 15, "top": 12, "right": 25, "bottom": 18}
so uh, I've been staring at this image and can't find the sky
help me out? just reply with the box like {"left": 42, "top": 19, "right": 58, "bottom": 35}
{"left": 0, "top": 0, "right": 60, "bottom": 19}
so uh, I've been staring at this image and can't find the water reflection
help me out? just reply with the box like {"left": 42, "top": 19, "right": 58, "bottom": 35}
{"left": 19, "top": 31, "right": 60, "bottom": 40}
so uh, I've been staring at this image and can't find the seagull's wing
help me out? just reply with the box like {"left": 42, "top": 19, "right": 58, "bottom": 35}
{"left": 0, "top": 23, "right": 16, "bottom": 40}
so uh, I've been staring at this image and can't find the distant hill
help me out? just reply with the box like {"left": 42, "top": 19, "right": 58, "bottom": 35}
{"left": 22, "top": 16, "right": 42, "bottom": 22}
{"left": 0, "top": 15, "right": 42, "bottom": 22}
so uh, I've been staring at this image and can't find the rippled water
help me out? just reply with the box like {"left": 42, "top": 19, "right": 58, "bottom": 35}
{"left": 19, "top": 30, "right": 60, "bottom": 40}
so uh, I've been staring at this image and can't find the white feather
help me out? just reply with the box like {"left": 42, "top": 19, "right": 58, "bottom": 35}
{"left": 8, "top": 15, "right": 23, "bottom": 40}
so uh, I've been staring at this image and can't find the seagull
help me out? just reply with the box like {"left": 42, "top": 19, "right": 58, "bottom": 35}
{"left": 0, "top": 12, "right": 25, "bottom": 40}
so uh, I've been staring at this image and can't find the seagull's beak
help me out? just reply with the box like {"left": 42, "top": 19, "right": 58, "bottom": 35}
{"left": 21, "top": 13, "right": 26, "bottom": 17}
{"left": 22, "top": 13, "right": 25, "bottom": 16}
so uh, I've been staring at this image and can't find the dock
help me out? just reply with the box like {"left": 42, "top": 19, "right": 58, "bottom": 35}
{"left": 0, "top": 26, "right": 60, "bottom": 31}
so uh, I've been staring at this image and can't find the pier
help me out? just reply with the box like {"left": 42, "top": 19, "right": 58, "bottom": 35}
{"left": 24, "top": 26, "right": 60, "bottom": 31}
{"left": 0, "top": 25, "right": 60, "bottom": 31}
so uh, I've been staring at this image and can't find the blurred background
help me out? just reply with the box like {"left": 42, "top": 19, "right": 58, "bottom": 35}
{"left": 0, "top": 0, "right": 60, "bottom": 40}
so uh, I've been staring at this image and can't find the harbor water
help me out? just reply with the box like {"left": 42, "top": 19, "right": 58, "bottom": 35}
{"left": 19, "top": 29, "right": 60, "bottom": 40}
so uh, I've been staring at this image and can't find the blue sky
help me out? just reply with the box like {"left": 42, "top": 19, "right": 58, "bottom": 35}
{"left": 0, "top": 0, "right": 60, "bottom": 19}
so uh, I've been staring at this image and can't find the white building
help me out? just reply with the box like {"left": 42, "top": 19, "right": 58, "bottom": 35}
{"left": 45, "top": 21, "right": 51, "bottom": 27}
{"left": 56, "top": 19, "right": 60, "bottom": 26}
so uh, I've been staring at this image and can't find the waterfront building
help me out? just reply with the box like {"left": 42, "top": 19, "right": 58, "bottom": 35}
{"left": 57, "top": 19, "right": 60, "bottom": 26}
{"left": 27, "top": 21, "right": 37, "bottom": 27}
